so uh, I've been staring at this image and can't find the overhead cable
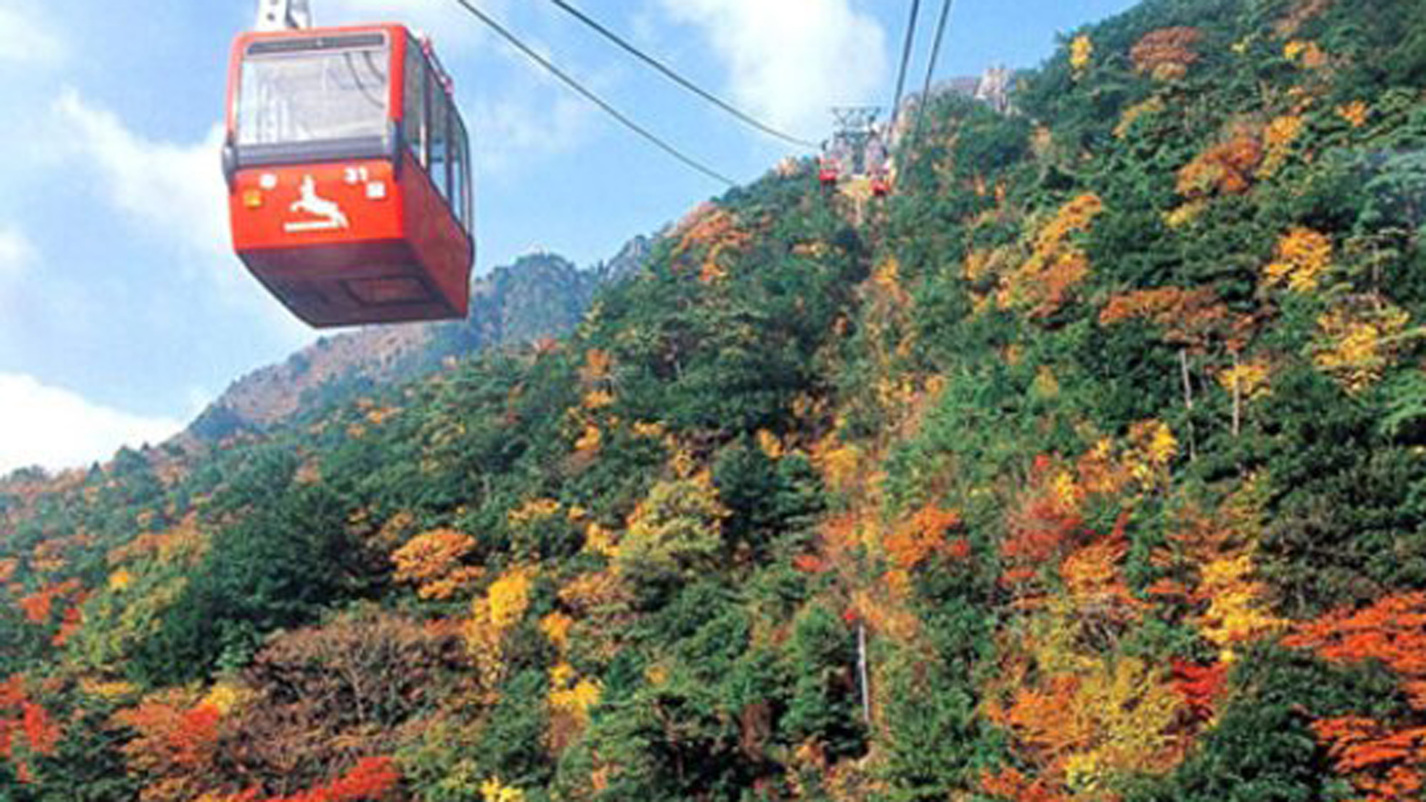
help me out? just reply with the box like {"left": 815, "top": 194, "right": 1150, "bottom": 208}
{"left": 451, "top": 0, "right": 735, "bottom": 186}
{"left": 910, "top": 0, "right": 956, "bottom": 145}
{"left": 545, "top": 0, "right": 818, "bottom": 150}
{"left": 888, "top": 0, "right": 923, "bottom": 131}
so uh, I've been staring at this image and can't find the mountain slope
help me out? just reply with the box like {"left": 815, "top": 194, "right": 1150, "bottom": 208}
{"left": 189, "top": 247, "right": 641, "bottom": 441}
{"left": 5, "top": 0, "right": 1426, "bottom": 799}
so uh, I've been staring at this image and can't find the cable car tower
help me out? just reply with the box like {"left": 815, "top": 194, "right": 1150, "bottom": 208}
{"left": 830, "top": 107, "right": 880, "bottom": 175}
{"left": 225, "top": 0, "right": 475, "bottom": 328}
{"left": 821, "top": 107, "right": 891, "bottom": 197}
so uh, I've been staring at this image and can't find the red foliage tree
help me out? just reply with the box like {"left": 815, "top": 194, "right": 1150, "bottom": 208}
{"left": 114, "top": 692, "right": 226, "bottom": 801}
{"left": 1285, "top": 593, "right": 1426, "bottom": 799}
{"left": 1001, "top": 458, "right": 1084, "bottom": 591}
{"left": 19, "top": 703, "right": 61, "bottom": 757}
{"left": 1171, "top": 659, "right": 1230, "bottom": 722}
{"left": 259, "top": 756, "right": 401, "bottom": 802}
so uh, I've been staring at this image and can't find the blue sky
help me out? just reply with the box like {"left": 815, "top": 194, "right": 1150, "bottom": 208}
{"left": 0, "top": 0, "right": 1138, "bottom": 473}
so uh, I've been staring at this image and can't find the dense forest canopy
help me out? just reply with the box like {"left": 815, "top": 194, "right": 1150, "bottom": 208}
{"left": 5, "top": 0, "right": 1426, "bottom": 799}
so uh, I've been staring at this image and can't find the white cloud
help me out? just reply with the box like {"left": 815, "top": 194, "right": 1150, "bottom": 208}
{"left": 51, "top": 90, "right": 311, "bottom": 345}
{"left": 53, "top": 90, "right": 228, "bottom": 261}
{"left": 0, "top": 4, "right": 65, "bottom": 66}
{"left": 660, "top": 0, "right": 888, "bottom": 139}
{"left": 0, "top": 373, "right": 182, "bottom": 474}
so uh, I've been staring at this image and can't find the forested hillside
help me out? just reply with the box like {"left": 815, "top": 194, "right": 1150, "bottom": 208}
{"left": 5, "top": 0, "right": 1426, "bottom": 798}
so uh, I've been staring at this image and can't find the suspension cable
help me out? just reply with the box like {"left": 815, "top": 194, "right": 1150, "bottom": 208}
{"left": 544, "top": 0, "right": 817, "bottom": 150}
{"left": 910, "top": 0, "right": 956, "bottom": 146}
{"left": 450, "top": 0, "right": 735, "bottom": 186}
{"left": 888, "top": 0, "right": 922, "bottom": 132}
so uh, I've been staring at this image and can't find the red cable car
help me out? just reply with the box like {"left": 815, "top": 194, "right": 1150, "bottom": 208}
{"left": 870, "top": 171, "right": 892, "bottom": 198}
{"left": 818, "top": 155, "right": 840, "bottom": 187}
{"left": 224, "top": 21, "right": 474, "bottom": 328}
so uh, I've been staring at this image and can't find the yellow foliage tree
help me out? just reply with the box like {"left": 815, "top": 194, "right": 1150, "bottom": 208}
{"left": 1259, "top": 115, "right": 1305, "bottom": 177}
{"left": 1263, "top": 226, "right": 1332, "bottom": 292}
{"left": 481, "top": 777, "right": 526, "bottom": 802}
{"left": 1150, "top": 481, "right": 1283, "bottom": 660}
{"left": 1217, "top": 359, "right": 1272, "bottom": 401}
{"left": 1313, "top": 302, "right": 1411, "bottom": 393}
{"left": 616, "top": 474, "right": 728, "bottom": 588}
{"left": 1070, "top": 35, "right": 1094, "bottom": 78}
{"left": 467, "top": 566, "right": 535, "bottom": 693}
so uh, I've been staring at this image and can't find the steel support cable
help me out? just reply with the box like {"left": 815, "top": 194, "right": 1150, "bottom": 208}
{"left": 545, "top": 0, "right": 818, "bottom": 150}
{"left": 910, "top": 0, "right": 956, "bottom": 146}
{"left": 450, "top": 0, "right": 735, "bottom": 186}
{"left": 888, "top": 0, "right": 923, "bottom": 131}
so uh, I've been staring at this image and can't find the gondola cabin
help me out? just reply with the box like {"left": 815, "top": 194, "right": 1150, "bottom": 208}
{"left": 224, "top": 24, "right": 474, "bottom": 327}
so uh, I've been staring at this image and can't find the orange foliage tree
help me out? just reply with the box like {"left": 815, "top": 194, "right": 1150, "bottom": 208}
{"left": 390, "top": 528, "right": 482, "bottom": 600}
{"left": 16, "top": 579, "right": 82, "bottom": 625}
{"left": 671, "top": 203, "right": 753, "bottom": 285}
{"left": 884, "top": 504, "right": 965, "bottom": 572}
{"left": 980, "top": 766, "right": 1068, "bottom": 802}
{"left": 1100, "top": 286, "right": 1237, "bottom": 353}
{"left": 1177, "top": 131, "right": 1264, "bottom": 199}
{"left": 1131, "top": 27, "right": 1203, "bottom": 80}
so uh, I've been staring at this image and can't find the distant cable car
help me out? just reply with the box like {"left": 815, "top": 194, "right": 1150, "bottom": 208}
{"left": 865, "top": 130, "right": 891, "bottom": 198}
{"left": 224, "top": 11, "right": 474, "bottom": 328}
{"left": 818, "top": 154, "right": 840, "bottom": 188}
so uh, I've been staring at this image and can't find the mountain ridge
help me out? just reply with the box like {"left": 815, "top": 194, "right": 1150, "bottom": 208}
{"left": 187, "top": 236, "right": 654, "bottom": 442}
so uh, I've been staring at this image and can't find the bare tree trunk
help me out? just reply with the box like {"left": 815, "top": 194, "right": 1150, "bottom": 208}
{"left": 1179, "top": 349, "right": 1197, "bottom": 462}
{"left": 857, "top": 622, "right": 872, "bottom": 725}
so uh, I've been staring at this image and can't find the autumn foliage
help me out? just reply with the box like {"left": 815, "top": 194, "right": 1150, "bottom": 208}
{"left": 671, "top": 203, "right": 754, "bottom": 284}
{"left": 1177, "top": 131, "right": 1264, "bottom": 198}
{"left": 390, "top": 528, "right": 482, "bottom": 600}
{"left": 1131, "top": 27, "right": 1203, "bottom": 80}
{"left": 996, "top": 194, "right": 1105, "bottom": 318}
{"left": 113, "top": 690, "right": 224, "bottom": 802}
{"left": 1263, "top": 226, "right": 1332, "bottom": 293}
{"left": 1099, "top": 286, "right": 1235, "bottom": 352}
{"left": 1285, "top": 594, "right": 1426, "bottom": 800}
{"left": 0, "top": 676, "right": 62, "bottom": 785}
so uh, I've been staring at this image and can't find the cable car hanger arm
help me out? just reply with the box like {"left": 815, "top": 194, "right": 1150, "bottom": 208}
{"left": 255, "top": 0, "right": 312, "bottom": 32}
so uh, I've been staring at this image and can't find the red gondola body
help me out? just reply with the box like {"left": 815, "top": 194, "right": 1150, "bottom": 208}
{"left": 818, "top": 156, "right": 839, "bottom": 187}
{"left": 224, "top": 24, "right": 474, "bottom": 328}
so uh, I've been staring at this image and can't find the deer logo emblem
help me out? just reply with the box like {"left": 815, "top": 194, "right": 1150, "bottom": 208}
{"left": 284, "top": 175, "right": 350, "bottom": 233}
